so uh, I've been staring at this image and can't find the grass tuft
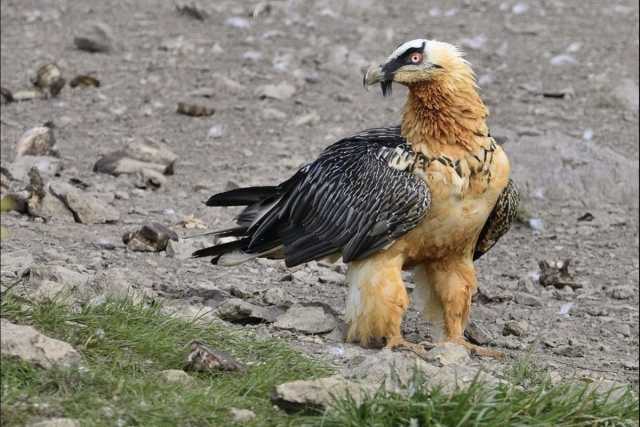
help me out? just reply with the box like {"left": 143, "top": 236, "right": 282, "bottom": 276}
{"left": 1, "top": 294, "right": 330, "bottom": 426}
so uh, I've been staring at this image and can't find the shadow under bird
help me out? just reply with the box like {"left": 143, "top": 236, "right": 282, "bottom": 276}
{"left": 193, "top": 39, "right": 519, "bottom": 358}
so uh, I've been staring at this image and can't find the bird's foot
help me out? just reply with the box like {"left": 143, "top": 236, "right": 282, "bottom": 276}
{"left": 450, "top": 336, "right": 505, "bottom": 359}
{"left": 384, "top": 336, "right": 431, "bottom": 357}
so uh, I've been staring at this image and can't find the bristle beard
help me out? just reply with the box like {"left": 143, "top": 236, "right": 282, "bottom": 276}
{"left": 381, "top": 81, "right": 392, "bottom": 97}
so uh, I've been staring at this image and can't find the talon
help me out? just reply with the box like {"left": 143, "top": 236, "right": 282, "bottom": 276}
{"left": 384, "top": 336, "right": 427, "bottom": 356}
{"left": 450, "top": 337, "right": 505, "bottom": 359}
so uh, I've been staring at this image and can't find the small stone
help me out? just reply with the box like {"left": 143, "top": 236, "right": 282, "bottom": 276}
{"left": 229, "top": 408, "right": 256, "bottom": 423}
{"left": 503, "top": 320, "right": 528, "bottom": 337}
{"left": 27, "top": 418, "right": 81, "bottom": 427}
{"left": 527, "top": 218, "right": 544, "bottom": 231}
{"left": 185, "top": 340, "right": 244, "bottom": 372}
{"left": 274, "top": 305, "right": 337, "bottom": 334}
{"left": 516, "top": 277, "right": 537, "bottom": 294}
{"left": 611, "top": 78, "right": 639, "bottom": 112}
{"left": 607, "top": 286, "right": 634, "bottom": 300}
{"left": 553, "top": 344, "right": 585, "bottom": 358}
{"left": 512, "top": 2, "right": 529, "bottom": 14}
{"left": 262, "top": 287, "right": 294, "bottom": 306}
{"left": 166, "top": 239, "right": 199, "bottom": 260}
{"left": 216, "top": 298, "right": 278, "bottom": 323}
{"left": 207, "top": 125, "right": 224, "bottom": 139}
{"left": 1, "top": 319, "right": 81, "bottom": 368}
{"left": 550, "top": 54, "right": 577, "bottom": 66}
{"left": 74, "top": 21, "right": 114, "bottom": 53}
{"left": 514, "top": 292, "right": 543, "bottom": 307}
{"left": 424, "top": 342, "right": 470, "bottom": 366}
{"left": 317, "top": 269, "right": 344, "bottom": 285}
{"left": 123, "top": 223, "right": 178, "bottom": 252}
{"left": 257, "top": 82, "right": 296, "bottom": 100}
{"left": 94, "top": 239, "right": 116, "bottom": 250}
{"left": 225, "top": 16, "right": 251, "bottom": 29}
{"left": 261, "top": 107, "right": 287, "bottom": 120}
{"left": 465, "top": 320, "right": 493, "bottom": 345}
{"left": 16, "top": 126, "right": 57, "bottom": 157}
{"left": 175, "top": 2, "right": 209, "bottom": 20}
{"left": 159, "top": 369, "right": 195, "bottom": 386}
{"left": 292, "top": 111, "right": 320, "bottom": 127}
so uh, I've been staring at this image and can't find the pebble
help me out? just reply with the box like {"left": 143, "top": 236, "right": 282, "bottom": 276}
{"left": 159, "top": 369, "right": 195, "bottom": 386}
{"left": 503, "top": 320, "right": 529, "bottom": 337}
{"left": 225, "top": 16, "right": 251, "bottom": 29}
{"left": 257, "top": 82, "right": 296, "bottom": 100}
{"left": 550, "top": 54, "right": 578, "bottom": 66}
{"left": 207, "top": 125, "right": 224, "bottom": 139}
{"left": 123, "top": 223, "right": 178, "bottom": 252}
{"left": 606, "top": 286, "right": 634, "bottom": 300}
{"left": 74, "top": 21, "right": 114, "bottom": 53}
{"left": 514, "top": 292, "right": 543, "bottom": 307}
{"left": 262, "top": 107, "right": 288, "bottom": 120}
{"left": 229, "top": 408, "right": 256, "bottom": 423}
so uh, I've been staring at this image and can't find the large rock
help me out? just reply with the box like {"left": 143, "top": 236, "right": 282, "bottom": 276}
{"left": 7, "top": 156, "right": 61, "bottom": 182}
{"left": 345, "top": 349, "right": 499, "bottom": 394}
{"left": 274, "top": 305, "right": 337, "bottom": 334}
{"left": 1, "top": 319, "right": 81, "bottom": 368}
{"left": 508, "top": 133, "right": 639, "bottom": 209}
{"left": 272, "top": 375, "right": 366, "bottom": 412}
{"left": 26, "top": 264, "right": 92, "bottom": 302}
{"left": 49, "top": 182, "right": 119, "bottom": 224}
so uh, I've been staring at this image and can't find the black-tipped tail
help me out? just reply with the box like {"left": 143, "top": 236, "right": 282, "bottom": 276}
{"left": 192, "top": 238, "right": 249, "bottom": 264}
{"left": 206, "top": 186, "right": 279, "bottom": 206}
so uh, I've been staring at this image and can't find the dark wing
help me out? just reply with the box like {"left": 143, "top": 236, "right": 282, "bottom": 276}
{"left": 473, "top": 179, "right": 519, "bottom": 260}
{"left": 194, "top": 126, "right": 431, "bottom": 267}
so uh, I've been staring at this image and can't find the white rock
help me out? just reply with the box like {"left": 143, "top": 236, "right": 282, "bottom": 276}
{"left": 229, "top": 408, "right": 256, "bottom": 423}
{"left": 7, "top": 156, "right": 62, "bottom": 182}
{"left": 512, "top": 2, "right": 529, "bottom": 14}
{"left": 550, "top": 54, "right": 577, "bottom": 66}
{"left": 1, "top": 319, "right": 81, "bottom": 368}
{"left": 256, "top": 82, "right": 296, "bottom": 100}
{"left": 207, "top": 125, "right": 224, "bottom": 139}
{"left": 159, "top": 369, "right": 195, "bottom": 385}
{"left": 225, "top": 16, "right": 251, "bottom": 29}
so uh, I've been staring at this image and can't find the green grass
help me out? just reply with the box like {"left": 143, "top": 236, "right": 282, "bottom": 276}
{"left": 321, "top": 375, "right": 639, "bottom": 427}
{"left": 1, "top": 294, "right": 638, "bottom": 427}
{"left": 0, "top": 294, "right": 330, "bottom": 426}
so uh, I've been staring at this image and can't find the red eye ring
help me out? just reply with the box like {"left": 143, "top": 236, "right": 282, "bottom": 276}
{"left": 410, "top": 53, "right": 423, "bottom": 64}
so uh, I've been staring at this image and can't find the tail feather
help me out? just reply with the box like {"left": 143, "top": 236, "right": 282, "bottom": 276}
{"left": 206, "top": 186, "right": 280, "bottom": 206}
{"left": 183, "top": 226, "right": 247, "bottom": 240}
{"left": 192, "top": 238, "right": 249, "bottom": 259}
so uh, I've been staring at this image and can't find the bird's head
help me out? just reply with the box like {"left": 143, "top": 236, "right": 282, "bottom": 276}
{"left": 364, "top": 39, "right": 473, "bottom": 96}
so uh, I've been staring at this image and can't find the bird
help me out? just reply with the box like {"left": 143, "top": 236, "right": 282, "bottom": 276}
{"left": 193, "top": 39, "right": 519, "bottom": 358}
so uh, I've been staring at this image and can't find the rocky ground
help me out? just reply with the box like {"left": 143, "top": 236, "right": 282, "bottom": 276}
{"left": 1, "top": 0, "right": 639, "bottom": 413}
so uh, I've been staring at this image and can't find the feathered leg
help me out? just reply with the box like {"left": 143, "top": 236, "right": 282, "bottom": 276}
{"left": 344, "top": 253, "right": 418, "bottom": 351}
{"left": 417, "top": 258, "right": 504, "bottom": 359}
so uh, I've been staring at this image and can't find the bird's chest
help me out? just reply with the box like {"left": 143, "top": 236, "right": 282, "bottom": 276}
{"left": 400, "top": 140, "right": 509, "bottom": 262}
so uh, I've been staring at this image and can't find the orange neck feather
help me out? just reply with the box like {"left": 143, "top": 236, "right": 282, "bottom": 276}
{"left": 401, "top": 75, "right": 488, "bottom": 152}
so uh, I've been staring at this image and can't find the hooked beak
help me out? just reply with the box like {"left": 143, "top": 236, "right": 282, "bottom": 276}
{"left": 363, "top": 64, "right": 393, "bottom": 97}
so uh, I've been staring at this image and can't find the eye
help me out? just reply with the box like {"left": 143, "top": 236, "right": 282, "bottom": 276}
{"left": 409, "top": 52, "right": 423, "bottom": 64}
